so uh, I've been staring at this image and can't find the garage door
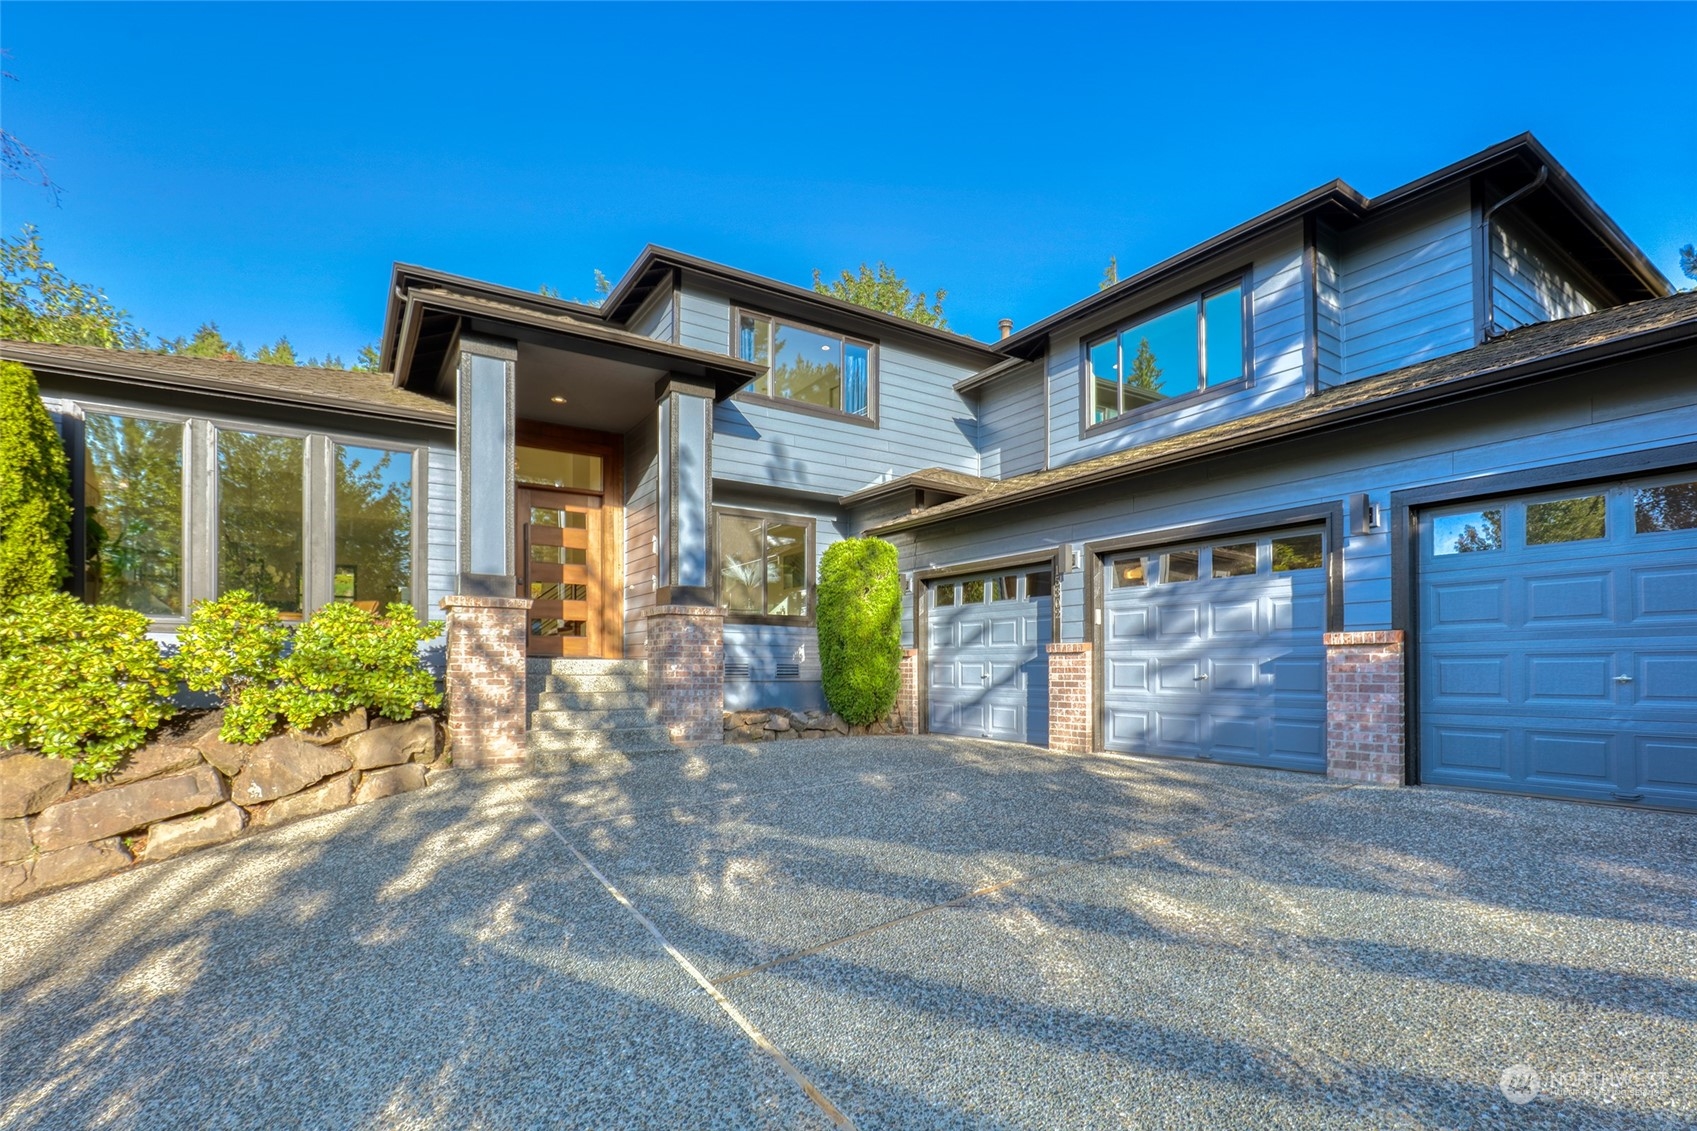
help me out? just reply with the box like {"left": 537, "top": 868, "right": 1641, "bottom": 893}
{"left": 927, "top": 568, "right": 1052, "bottom": 744}
{"left": 1418, "top": 474, "right": 1697, "bottom": 810}
{"left": 1101, "top": 528, "right": 1327, "bottom": 771}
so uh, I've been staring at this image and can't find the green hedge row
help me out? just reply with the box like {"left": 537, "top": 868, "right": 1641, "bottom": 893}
{"left": 0, "top": 590, "right": 443, "bottom": 781}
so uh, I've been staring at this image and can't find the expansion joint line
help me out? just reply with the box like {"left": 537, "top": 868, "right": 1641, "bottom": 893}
{"left": 709, "top": 782, "right": 1352, "bottom": 987}
{"left": 511, "top": 788, "right": 858, "bottom": 1131}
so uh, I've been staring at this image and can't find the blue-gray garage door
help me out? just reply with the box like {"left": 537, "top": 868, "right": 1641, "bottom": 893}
{"left": 1101, "top": 529, "right": 1328, "bottom": 771}
{"left": 1419, "top": 474, "right": 1697, "bottom": 810}
{"left": 927, "top": 569, "right": 1052, "bottom": 744}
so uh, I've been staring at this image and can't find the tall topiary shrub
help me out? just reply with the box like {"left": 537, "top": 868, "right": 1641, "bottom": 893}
{"left": 816, "top": 537, "right": 902, "bottom": 726}
{"left": 0, "top": 591, "right": 177, "bottom": 779}
{"left": 0, "top": 361, "right": 72, "bottom": 603}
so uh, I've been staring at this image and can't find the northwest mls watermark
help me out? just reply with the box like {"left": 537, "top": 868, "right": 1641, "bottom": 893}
{"left": 1498, "top": 1064, "right": 1674, "bottom": 1106}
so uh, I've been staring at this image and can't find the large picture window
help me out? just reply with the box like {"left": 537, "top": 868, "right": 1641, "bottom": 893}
{"left": 334, "top": 444, "right": 414, "bottom": 607}
{"left": 83, "top": 412, "right": 184, "bottom": 617}
{"left": 218, "top": 430, "right": 306, "bottom": 615}
{"left": 736, "top": 310, "right": 873, "bottom": 418}
{"left": 717, "top": 509, "right": 813, "bottom": 619}
{"left": 1087, "top": 278, "right": 1247, "bottom": 425}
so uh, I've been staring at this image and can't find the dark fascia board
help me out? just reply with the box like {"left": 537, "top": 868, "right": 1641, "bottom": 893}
{"left": 839, "top": 469, "right": 995, "bottom": 508}
{"left": 4, "top": 341, "right": 455, "bottom": 427}
{"left": 996, "top": 133, "right": 1670, "bottom": 357}
{"left": 954, "top": 355, "right": 1034, "bottom": 395}
{"left": 602, "top": 245, "right": 1004, "bottom": 367}
{"left": 398, "top": 288, "right": 764, "bottom": 399}
{"left": 870, "top": 313, "right": 1697, "bottom": 536}
{"left": 380, "top": 262, "right": 607, "bottom": 374}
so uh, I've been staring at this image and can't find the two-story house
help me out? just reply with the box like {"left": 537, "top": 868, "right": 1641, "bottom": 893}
{"left": 7, "top": 133, "right": 1693, "bottom": 812}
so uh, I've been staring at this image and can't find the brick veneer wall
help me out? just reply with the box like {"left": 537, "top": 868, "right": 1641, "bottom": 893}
{"left": 1324, "top": 630, "right": 1407, "bottom": 786}
{"left": 898, "top": 649, "right": 920, "bottom": 736}
{"left": 440, "top": 595, "right": 533, "bottom": 768}
{"left": 647, "top": 604, "right": 725, "bottom": 747}
{"left": 1047, "top": 642, "right": 1094, "bottom": 753}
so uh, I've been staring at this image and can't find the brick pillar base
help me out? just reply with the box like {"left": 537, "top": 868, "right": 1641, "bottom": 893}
{"left": 897, "top": 649, "right": 920, "bottom": 735}
{"left": 1324, "top": 630, "right": 1406, "bottom": 785}
{"left": 440, "top": 595, "right": 533, "bottom": 768}
{"left": 1047, "top": 642, "right": 1093, "bottom": 753}
{"left": 647, "top": 605, "right": 725, "bottom": 747}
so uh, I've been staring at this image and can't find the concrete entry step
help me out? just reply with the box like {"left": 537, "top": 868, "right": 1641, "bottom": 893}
{"left": 527, "top": 726, "right": 674, "bottom": 755}
{"left": 533, "top": 672, "right": 651, "bottom": 696}
{"left": 525, "top": 658, "right": 649, "bottom": 681}
{"left": 533, "top": 690, "right": 651, "bottom": 713}
{"left": 529, "top": 706, "right": 663, "bottom": 731}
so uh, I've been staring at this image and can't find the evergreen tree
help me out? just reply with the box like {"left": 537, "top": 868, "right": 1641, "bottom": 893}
{"left": 1127, "top": 337, "right": 1163, "bottom": 390}
{"left": 0, "top": 361, "right": 72, "bottom": 602}
{"left": 812, "top": 262, "right": 948, "bottom": 328}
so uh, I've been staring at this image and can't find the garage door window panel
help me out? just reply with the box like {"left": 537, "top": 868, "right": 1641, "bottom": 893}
{"left": 962, "top": 580, "right": 985, "bottom": 603}
{"left": 1212, "top": 542, "right": 1257, "bottom": 578}
{"left": 1112, "top": 557, "right": 1148, "bottom": 588}
{"left": 1634, "top": 479, "right": 1697, "bottom": 534}
{"left": 934, "top": 582, "right": 956, "bottom": 607}
{"left": 1526, "top": 494, "right": 1606, "bottom": 545}
{"left": 1432, "top": 508, "right": 1504, "bottom": 555}
{"left": 1272, "top": 533, "right": 1323, "bottom": 572}
{"left": 1164, "top": 549, "right": 1200, "bottom": 583}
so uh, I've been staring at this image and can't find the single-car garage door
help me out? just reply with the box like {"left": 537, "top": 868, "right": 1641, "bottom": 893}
{"left": 1418, "top": 473, "right": 1697, "bottom": 810}
{"left": 1101, "top": 528, "right": 1328, "bottom": 771}
{"left": 927, "top": 568, "right": 1052, "bottom": 744}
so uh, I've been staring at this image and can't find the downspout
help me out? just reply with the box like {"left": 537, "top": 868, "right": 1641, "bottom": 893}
{"left": 1480, "top": 164, "right": 1548, "bottom": 339}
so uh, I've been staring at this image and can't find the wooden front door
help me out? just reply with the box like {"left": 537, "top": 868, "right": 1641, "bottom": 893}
{"left": 519, "top": 487, "right": 604, "bottom": 656}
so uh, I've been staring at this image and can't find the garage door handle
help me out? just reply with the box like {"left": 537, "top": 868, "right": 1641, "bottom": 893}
{"left": 1194, "top": 673, "right": 1208, "bottom": 681}
{"left": 1613, "top": 675, "right": 1634, "bottom": 684}
{"left": 1611, "top": 791, "right": 1644, "bottom": 802}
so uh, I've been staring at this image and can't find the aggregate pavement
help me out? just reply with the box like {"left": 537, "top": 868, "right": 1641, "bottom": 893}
{"left": 2, "top": 737, "right": 1692, "bottom": 1129}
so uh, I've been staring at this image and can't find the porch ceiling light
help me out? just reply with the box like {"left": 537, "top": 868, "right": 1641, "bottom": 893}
{"left": 550, "top": 395, "right": 567, "bottom": 404}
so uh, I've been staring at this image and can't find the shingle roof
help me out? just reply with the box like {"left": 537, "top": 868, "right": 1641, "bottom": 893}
{"left": 839, "top": 467, "right": 997, "bottom": 508}
{"left": 870, "top": 290, "right": 1697, "bottom": 535}
{"left": 1, "top": 339, "right": 456, "bottom": 423}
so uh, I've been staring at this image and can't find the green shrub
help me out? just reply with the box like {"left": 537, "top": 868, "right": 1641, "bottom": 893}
{"left": 0, "top": 591, "right": 177, "bottom": 779}
{"left": 171, "top": 590, "right": 290, "bottom": 743}
{"left": 816, "top": 537, "right": 902, "bottom": 726}
{"left": 0, "top": 361, "right": 72, "bottom": 602}
{"left": 272, "top": 602, "right": 443, "bottom": 731}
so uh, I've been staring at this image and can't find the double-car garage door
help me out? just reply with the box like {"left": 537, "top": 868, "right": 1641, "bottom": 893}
{"left": 927, "top": 568, "right": 1052, "bottom": 744}
{"left": 1100, "top": 527, "right": 1329, "bottom": 771}
{"left": 1418, "top": 473, "right": 1697, "bottom": 810}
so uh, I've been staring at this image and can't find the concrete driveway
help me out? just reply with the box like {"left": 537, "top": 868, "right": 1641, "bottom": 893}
{"left": 1, "top": 737, "right": 1692, "bottom": 1130}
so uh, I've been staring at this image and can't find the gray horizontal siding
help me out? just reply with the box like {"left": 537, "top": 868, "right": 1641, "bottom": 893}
{"left": 680, "top": 284, "right": 984, "bottom": 497}
{"left": 1315, "top": 224, "right": 1344, "bottom": 389}
{"left": 622, "top": 406, "right": 660, "bottom": 657}
{"left": 1333, "top": 186, "right": 1476, "bottom": 382}
{"left": 1047, "top": 228, "right": 1309, "bottom": 469}
{"left": 1491, "top": 217, "right": 1598, "bottom": 331}
{"left": 891, "top": 349, "right": 1695, "bottom": 642}
{"left": 974, "top": 362, "right": 1045, "bottom": 478}
{"left": 629, "top": 286, "right": 676, "bottom": 343}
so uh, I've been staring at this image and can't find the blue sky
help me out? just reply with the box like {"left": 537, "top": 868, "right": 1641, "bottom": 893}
{"left": 2, "top": 2, "right": 1692, "bottom": 361}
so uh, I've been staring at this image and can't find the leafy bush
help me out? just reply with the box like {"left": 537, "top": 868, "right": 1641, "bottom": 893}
{"left": 816, "top": 537, "right": 902, "bottom": 726}
{"left": 0, "top": 591, "right": 177, "bottom": 779}
{"left": 0, "top": 361, "right": 72, "bottom": 603}
{"left": 171, "top": 590, "right": 290, "bottom": 743}
{"left": 272, "top": 602, "right": 443, "bottom": 731}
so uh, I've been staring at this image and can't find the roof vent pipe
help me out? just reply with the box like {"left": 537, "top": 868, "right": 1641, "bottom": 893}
{"left": 998, "top": 318, "right": 1014, "bottom": 340}
{"left": 1481, "top": 163, "right": 1549, "bottom": 340}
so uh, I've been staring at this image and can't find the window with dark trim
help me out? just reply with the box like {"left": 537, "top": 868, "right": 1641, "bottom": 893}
{"left": 1086, "top": 277, "right": 1248, "bottom": 425}
{"left": 716, "top": 508, "right": 814, "bottom": 620}
{"left": 734, "top": 308, "right": 875, "bottom": 419}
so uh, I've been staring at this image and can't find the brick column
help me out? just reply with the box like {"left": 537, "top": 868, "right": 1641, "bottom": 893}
{"left": 1324, "top": 630, "right": 1406, "bottom": 786}
{"left": 897, "top": 649, "right": 920, "bottom": 735}
{"left": 440, "top": 595, "right": 533, "bottom": 768}
{"left": 1047, "top": 642, "right": 1094, "bottom": 753}
{"left": 646, "top": 605, "right": 725, "bottom": 747}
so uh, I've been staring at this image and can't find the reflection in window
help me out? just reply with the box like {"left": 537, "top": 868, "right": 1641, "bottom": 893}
{"left": 1088, "top": 283, "right": 1244, "bottom": 424}
{"left": 962, "top": 579, "right": 985, "bottom": 603}
{"left": 218, "top": 430, "right": 305, "bottom": 614}
{"left": 738, "top": 312, "right": 872, "bottom": 416}
{"left": 990, "top": 575, "right": 1019, "bottom": 601}
{"left": 1165, "top": 550, "right": 1200, "bottom": 583}
{"left": 334, "top": 445, "right": 413, "bottom": 607}
{"left": 531, "top": 545, "right": 587, "bottom": 565}
{"left": 84, "top": 413, "right": 183, "bottom": 616}
{"left": 1272, "top": 534, "right": 1324, "bottom": 572}
{"left": 1634, "top": 481, "right": 1697, "bottom": 533}
{"left": 1212, "top": 542, "right": 1256, "bottom": 578}
{"left": 717, "top": 512, "right": 811, "bottom": 617}
{"left": 530, "top": 507, "right": 587, "bottom": 529}
{"left": 1432, "top": 509, "right": 1503, "bottom": 555}
{"left": 1526, "top": 495, "right": 1605, "bottom": 545}
{"left": 1112, "top": 557, "right": 1147, "bottom": 588}
{"left": 1026, "top": 571, "right": 1053, "bottom": 599}
{"left": 934, "top": 583, "right": 956, "bottom": 607}
{"left": 531, "top": 618, "right": 586, "bottom": 637}
{"left": 515, "top": 447, "right": 602, "bottom": 491}
{"left": 531, "top": 583, "right": 587, "bottom": 602}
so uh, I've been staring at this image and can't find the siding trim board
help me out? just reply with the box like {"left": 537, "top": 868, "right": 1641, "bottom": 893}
{"left": 1389, "top": 439, "right": 1697, "bottom": 789}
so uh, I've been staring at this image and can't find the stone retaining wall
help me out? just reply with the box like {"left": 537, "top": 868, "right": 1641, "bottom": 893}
{"left": 0, "top": 708, "right": 444, "bottom": 904}
{"left": 723, "top": 706, "right": 905, "bottom": 743}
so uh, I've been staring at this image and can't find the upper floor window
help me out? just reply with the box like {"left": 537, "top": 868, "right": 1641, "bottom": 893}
{"left": 735, "top": 309, "right": 873, "bottom": 418}
{"left": 1087, "top": 278, "right": 1247, "bottom": 426}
